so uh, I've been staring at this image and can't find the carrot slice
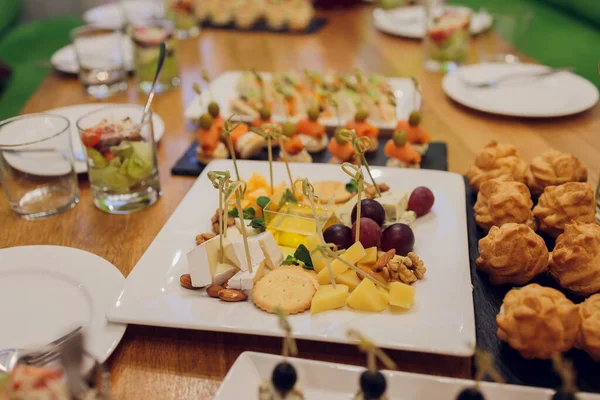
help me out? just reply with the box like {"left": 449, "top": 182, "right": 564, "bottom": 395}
{"left": 296, "top": 118, "right": 325, "bottom": 139}
{"left": 384, "top": 140, "right": 421, "bottom": 164}
{"left": 328, "top": 138, "right": 355, "bottom": 161}
{"left": 394, "top": 120, "right": 431, "bottom": 145}
{"left": 345, "top": 120, "right": 379, "bottom": 139}
{"left": 229, "top": 123, "right": 249, "bottom": 148}
{"left": 283, "top": 135, "right": 304, "bottom": 156}
{"left": 198, "top": 126, "right": 220, "bottom": 155}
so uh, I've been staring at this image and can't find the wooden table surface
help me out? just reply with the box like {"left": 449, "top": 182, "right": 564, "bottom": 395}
{"left": 2, "top": 5, "right": 599, "bottom": 399}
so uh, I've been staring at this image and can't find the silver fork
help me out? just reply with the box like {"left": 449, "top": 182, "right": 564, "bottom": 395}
{"left": 461, "top": 67, "right": 574, "bottom": 89}
{"left": 0, "top": 326, "right": 82, "bottom": 373}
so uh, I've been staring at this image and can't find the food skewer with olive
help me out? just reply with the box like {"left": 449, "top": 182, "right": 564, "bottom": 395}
{"left": 344, "top": 109, "right": 379, "bottom": 153}
{"left": 278, "top": 121, "right": 312, "bottom": 163}
{"left": 383, "top": 129, "right": 421, "bottom": 169}
{"left": 296, "top": 106, "right": 328, "bottom": 153}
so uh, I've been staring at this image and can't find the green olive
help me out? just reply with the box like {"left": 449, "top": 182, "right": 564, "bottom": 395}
{"left": 335, "top": 127, "right": 349, "bottom": 145}
{"left": 355, "top": 109, "right": 369, "bottom": 122}
{"left": 408, "top": 110, "right": 421, "bottom": 127}
{"left": 393, "top": 130, "right": 407, "bottom": 147}
{"left": 199, "top": 113, "right": 213, "bottom": 130}
{"left": 259, "top": 107, "right": 272, "bottom": 120}
{"left": 307, "top": 107, "right": 320, "bottom": 121}
{"left": 282, "top": 121, "right": 296, "bottom": 138}
{"left": 208, "top": 102, "right": 220, "bottom": 118}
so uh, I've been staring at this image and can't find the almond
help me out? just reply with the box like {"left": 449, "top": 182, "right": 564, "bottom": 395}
{"left": 373, "top": 249, "right": 396, "bottom": 272}
{"left": 218, "top": 289, "right": 247, "bottom": 302}
{"left": 357, "top": 267, "right": 387, "bottom": 285}
{"left": 207, "top": 284, "right": 224, "bottom": 298}
{"left": 180, "top": 274, "right": 194, "bottom": 290}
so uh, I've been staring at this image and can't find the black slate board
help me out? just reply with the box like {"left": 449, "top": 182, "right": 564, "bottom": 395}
{"left": 171, "top": 141, "right": 447, "bottom": 176}
{"left": 465, "top": 177, "right": 600, "bottom": 393}
{"left": 200, "top": 17, "right": 327, "bottom": 34}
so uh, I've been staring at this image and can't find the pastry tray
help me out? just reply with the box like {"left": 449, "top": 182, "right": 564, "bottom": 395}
{"left": 465, "top": 177, "right": 600, "bottom": 393}
{"left": 171, "top": 141, "right": 447, "bottom": 176}
{"left": 200, "top": 17, "right": 327, "bottom": 34}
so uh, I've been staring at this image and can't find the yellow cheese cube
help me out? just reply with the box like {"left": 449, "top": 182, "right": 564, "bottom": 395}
{"left": 310, "top": 284, "right": 349, "bottom": 315}
{"left": 346, "top": 279, "right": 387, "bottom": 312}
{"left": 247, "top": 188, "right": 270, "bottom": 203}
{"left": 336, "top": 269, "right": 361, "bottom": 292}
{"left": 358, "top": 246, "right": 378, "bottom": 268}
{"left": 389, "top": 281, "right": 415, "bottom": 309}
{"left": 305, "top": 233, "right": 321, "bottom": 251}
{"left": 305, "top": 233, "right": 331, "bottom": 273}
{"left": 317, "top": 241, "right": 366, "bottom": 285}
{"left": 247, "top": 172, "right": 268, "bottom": 192}
{"left": 377, "top": 286, "right": 390, "bottom": 305}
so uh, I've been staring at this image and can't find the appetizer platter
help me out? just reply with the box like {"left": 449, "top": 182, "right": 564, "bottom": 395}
{"left": 216, "top": 352, "right": 600, "bottom": 400}
{"left": 184, "top": 70, "right": 421, "bottom": 131}
{"left": 108, "top": 158, "right": 474, "bottom": 356}
{"left": 465, "top": 141, "right": 600, "bottom": 392}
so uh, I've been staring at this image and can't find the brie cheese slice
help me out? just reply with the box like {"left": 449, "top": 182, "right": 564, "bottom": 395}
{"left": 187, "top": 236, "right": 220, "bottom": 288}
{"left": 213, "top": 263, "right": 239, "bottom": 286}
{"left": 227, "top": 262, "right": 265, "bottom": 291}
{"left": 224, "top": 239, "right": 265, "bottom": 271}
{"left": 252, "top": 231, "right": 283, "bottom": 269}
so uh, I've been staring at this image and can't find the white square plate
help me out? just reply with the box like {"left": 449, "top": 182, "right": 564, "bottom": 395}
{"left": 183, "top": 71, "right": 421, "bottom": 131}
{"left": 107, "top": 160, "right": 474, "bottom": 356}
{"left": 215, "top": 352, "right": 600, "bottom": 400}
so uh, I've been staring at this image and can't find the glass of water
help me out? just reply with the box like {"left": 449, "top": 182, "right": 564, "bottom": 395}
{"left": 0, "top": 114, "right": 79, "bottom": 220}
{"left": 76, "top": 105, "right": 161, "bottom": 214}
{"left": 71, "top": 25, "right": 128, "bottom": 99}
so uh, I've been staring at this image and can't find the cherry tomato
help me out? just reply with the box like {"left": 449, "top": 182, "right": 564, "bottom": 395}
{"left": 81, "top": 130, "right": 100, "bottom": 148}
{"left": 104, "top": 152, "right": 114, "bottom": 161}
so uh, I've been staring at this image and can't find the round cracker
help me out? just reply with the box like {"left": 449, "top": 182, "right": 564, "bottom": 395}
{"left": 275, "top": 266, "right": 319, "bottom": 290}
{"left": 252, "top": 269, "right": 317, "bottom": 314}
{"left": 311, "top": 181, "right": 352, "bottom": 204}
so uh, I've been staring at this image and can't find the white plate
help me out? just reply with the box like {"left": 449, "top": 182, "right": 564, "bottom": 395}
{"left": 31, "top": 104, "right": 164, "bottom": 175}
{"left": 0, "top": 246, "right": 126, "bottom": 364}
{"left": 108, "top": 159, "right": 475, "bottom": 356}
{"left": 442, "top": 63, "right": 600, "bottom": 118}
{"left": 373, "top": 6, "right": 492, "bottom": 39}
{"left": 83, "top": 1, "right": 165, "bottom": 29}
{"left": 184, "top": 71, "right": 421, "bottom": 131}
{"left": 51, "top": 37, "right": 134, "bottom": 75}
{"left": 215, "top": 352, "right": 600, "bottom": 400}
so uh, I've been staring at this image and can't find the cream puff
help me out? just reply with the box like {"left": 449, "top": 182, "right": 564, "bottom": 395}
{"left": 578, "top": 294, "right": 600, "bottom": 361}
{"left": 466, "top": 141, "right": 527, "bottom": 192}
{"left": 526, "top": 148, "right": 587, "bottom": 197}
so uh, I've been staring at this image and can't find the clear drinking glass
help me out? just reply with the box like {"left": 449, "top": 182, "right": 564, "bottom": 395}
{"left": 131, "top": 19, "right": 180, "bottom": 94}
{"left": 0, "top": 114, "right": 79, "bottom": 220}
{"left": 478, "top": 10, "right": 533, "bottom": 64}
{"left": 423, "top": 0, "right": 472, "bottom": 72}
{"left": 71, "top": 25, "right": 128, "bottom": 99}
{"left": 76, "top": 105, "right": 161, "bottom": 214}
{"left": 163, "top": 0, "right": 199, "bottom": 39}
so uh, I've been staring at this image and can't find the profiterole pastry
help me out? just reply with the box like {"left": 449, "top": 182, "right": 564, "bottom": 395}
{"left": 532, "top": 182, "right": 595, "bottom": 237}
{"left": 549, "top": 222, "right": 600, "bottom": 297}
{"left": 474, "top": 178, "right": 536, "bottom": 232}
{"left": 466, "top": 141, "right": 527, "bottom": 192}
{"left": 476, "top": 223, "right": 548, "bottom": 285}
{"left": 578, "top": 294, "right": 600, "bottom": 361}
{"left": 496, "top": 284, "right": 581, "bottom": 359}
{"left": 526, "top": 149, "right": 587, "bottom": 197}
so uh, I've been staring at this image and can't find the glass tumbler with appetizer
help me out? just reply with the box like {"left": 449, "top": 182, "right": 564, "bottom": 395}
{"left": 131, "top": 19, "right": 180, "bottom": 94}
{"left": 423, "top": 1, "right": 471, "bottom": 72}
{"left": 71, "top": 25, "right": 128, "bottom": 99}
{"left": 164, "top": 0, "right": 199, "bottom": 38}
{"left": 0, "top": 114, "right": 79, "bottom": 220}
{"left": 77, "top": 105, "right": 161, "bottom": 214}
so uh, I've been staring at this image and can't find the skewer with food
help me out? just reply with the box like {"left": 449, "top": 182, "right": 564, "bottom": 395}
{"left": 296, "top": 107, "right": 327, "bottom": 153}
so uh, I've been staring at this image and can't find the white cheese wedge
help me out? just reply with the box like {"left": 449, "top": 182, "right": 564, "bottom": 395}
{"left": 187, "top": 236, "right": 220, "bottom": 288}
{"left": 252, "top": 231, "right": 283, "bottom": 269}
{"left": 234, "top": 218, "right": 261, "bottom": 237}
{"left": 334, "top": 196, "right": 358, "bottom": 227}
{"left": 213, "top": 263, "right": 239, "bottom": 286}
{"left": 224, "top": 226, "right": 243, "bottom": 241}
{"left": 375, "top": 191, "right": 408, "bottom": 223}
{"left": 227, "top": 262, "right": 265, "bottom": 290}
{"left": 224, "top": 239, "right": 265, "bottom": 271}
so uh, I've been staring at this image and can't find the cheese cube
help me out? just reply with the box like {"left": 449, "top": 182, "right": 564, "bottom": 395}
{"left": 346, "top": 279, "right": 387, "bottom": 312}
{"left": 227, "top": 262, "right": 265, "bottom": 290}
{"left": 187, "top": 236, "right": 220, "bottom": 287}
{"left": 310, "top": 284, "right": 349, "bottom": 315}
{"left": 377, "top": 286, "right": 390, "bottom": 305}
{"left": 389, "top": 281, "right": 415, "bottom": 309}
{"left": 224, "top": 226, "right": 242, "bottom": 241}
{"left": 317, "top": 241, "right": 366, "bottom": 285}
{"left": 375, "top": 191, "right": 408, "bottom": 223}
{"left": 224, "top": 239, "right": 265, "bottom": 272}
{"left": 252, "top": 231, "right": 283, "bottom": 268}
{"left": 305, "top": 233, "right": 328, "bottom": 273}
{"left": 234, "top": 218, "right": 261, "bottom": 237}
{"left": 357, "top": 247, "right": 378, "bottom": 268}
{"left": 213, "top": 263, "right": 239, "bottom": 286}
{"left": 335, "top": 270, "right": 361, "bottom": 292}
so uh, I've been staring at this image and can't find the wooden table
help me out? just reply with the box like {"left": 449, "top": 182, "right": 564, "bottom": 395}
{"left": 2, "top": 5, "right": 599, "bottom": 399}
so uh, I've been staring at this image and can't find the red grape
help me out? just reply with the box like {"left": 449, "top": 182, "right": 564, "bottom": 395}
{"left": 352, "top": 218, "right": 382, "bottom": 249}
{"left": 407, "top": 186, "right": 435, "bottom": 217}
{"left": 351, "top": 199, "right": 386, "bottom": 227}
{"left": 382, "top": 223, "right": 415, "bottom": 255}
{"left": 323, "top": 224, "right": 353, "bottom": 250}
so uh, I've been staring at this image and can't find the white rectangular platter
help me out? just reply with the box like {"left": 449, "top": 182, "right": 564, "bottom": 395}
{"left": 183, "top": 71, "right": 420, "bottom": 131}
{"left": 215, "top": 352, "right": 600, "bottom": 400}
{"left": 107, "top": 160, "right": 474, "bottom": 356}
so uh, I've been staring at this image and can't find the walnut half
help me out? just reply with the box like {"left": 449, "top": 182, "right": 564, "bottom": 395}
{"left": 211, "top": 208, "right": 235, "bottom": 234}
{"left": 381, "top": 252, "right": 426, "bottom": 284}
{"left": 195, "top": 232, "right": 216, "bottom": 246}
{"left": 365, "top": 183, "right": 391, "bottom": 199}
